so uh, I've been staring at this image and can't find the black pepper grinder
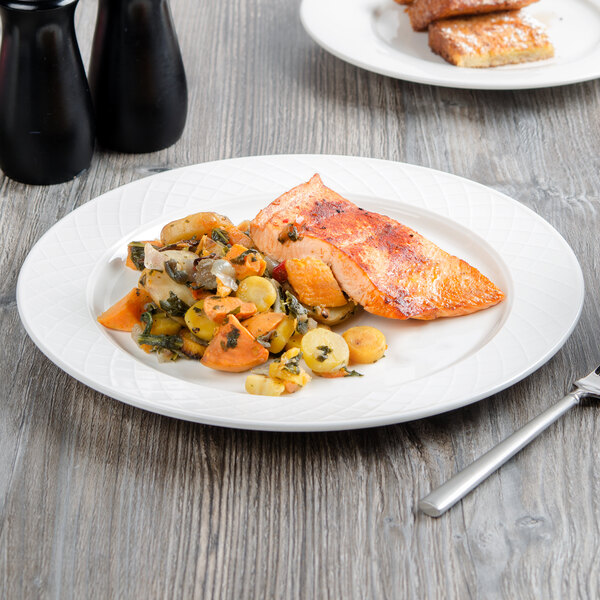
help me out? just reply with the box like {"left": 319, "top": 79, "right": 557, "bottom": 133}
{"left": 0, "top": 0, "right": 95, "bottom": 185}
{"left": 88, "top": 0, "right": 188, "bottom": 154}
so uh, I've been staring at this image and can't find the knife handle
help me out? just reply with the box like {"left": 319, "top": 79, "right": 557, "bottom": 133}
{"left": 418, "top": 390, "right": 585, "bottom": 517}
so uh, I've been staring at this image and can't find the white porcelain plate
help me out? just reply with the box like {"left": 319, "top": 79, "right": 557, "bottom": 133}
{"left": 17, "top": 155, "right": 583, "bottom": 431}
{"left": 300, "top": 0, "right": 600, "bottom": 89}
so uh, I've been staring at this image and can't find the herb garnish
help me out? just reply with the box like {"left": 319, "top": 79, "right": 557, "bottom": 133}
{"left": 221, "top": 327, "right": 240, "bottom": 351}
{"left": 316, "top": 345, "right": 332, "bottom": 362}
{"left": 256, "top": 330, "right": 276, "bottom": 348}
{"left": 344, "top": 369, "right": 363, "bottom": 377}
{"left": 287, "top": 225, "right": 301, "bottom": 241}
{"left": 282, "top": 351, "right": 302, "bottom": 375}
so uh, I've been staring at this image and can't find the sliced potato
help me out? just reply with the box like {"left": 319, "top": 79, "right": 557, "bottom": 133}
{"left": 284, "top": 331, "right": 304, "bottom": 351}
{"left": 139, "top": 268, "right": 195, "bottom": 314}
{"left": 149, "top": 314, "right": 182, "bottom": 336}
{"left": 342, "top": 326, "right": 387, "bottom": 364}
{"left": 161, "top": 212, "right": 231, "bottom": 245}
{"left": 160, "top": 211, "right": 253, "bottom": 247}
{"left": 184, "top": 301, "right": 218, "bottom": 341}
{"left": 307, "top": 301, "right": 358, "bottom": 326}
{"left": 245, "top": 374, "right": 285, "bottom": 396}
{"left": 180, "top": 330, "right": 207, "bottom": 360}
{"left": 269, "top": 348, "right": 311, "bottom": 387}
{"left": 283, "top": 322, "right": 328, "bottom": 351}
{"left": 269, "top": 315, "right": 297, "bottom": 354}
{"left": 301, "top": 328, "right": 349, "bottom": 374}
{"left": 235, "top": 276, "right": 277, "bottom": 312}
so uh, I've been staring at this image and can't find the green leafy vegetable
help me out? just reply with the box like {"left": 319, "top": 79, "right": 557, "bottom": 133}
{"left": 128, "top": 242, "right": 150, "bottom": 271}
{"left": 140, "top": 303, "right": 159, "bottom": 335}
{"left": 159, "top": 291, "right": 190, "bottom": 317}
{"left": 230, "top": 249, "right": 260, "bottom": 264}
{"left": 211, "top": 228, "right": 230, "bottom": 246}
{"left": 164, "top": 259, "right": 189, "bottom": 284}
{"left": 137, "top": 334, "right": 183, "bottom": 352}
{"left": 282, "top": 291, "right": 309, "bottom": 335}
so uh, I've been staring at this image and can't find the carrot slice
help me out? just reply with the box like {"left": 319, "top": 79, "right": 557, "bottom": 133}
{"left": 97, "top": 287, "right": 153, "bottom": 332}
{"left": 201, "top": 315, "right": 269, "bottom": 372}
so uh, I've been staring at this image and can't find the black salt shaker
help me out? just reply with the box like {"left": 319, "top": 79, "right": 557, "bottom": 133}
{"left": 0, "top": 0, "right": 95, "bottom": 185}
{"left": 89, "top": 0, "right": 188, "bottom": 154}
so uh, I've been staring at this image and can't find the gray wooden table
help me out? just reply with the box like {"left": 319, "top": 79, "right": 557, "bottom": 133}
{"left": 2, "top": 0, "right": 599, "bottom": 598}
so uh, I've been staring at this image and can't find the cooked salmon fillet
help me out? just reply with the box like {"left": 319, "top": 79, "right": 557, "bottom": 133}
{"left": 250, "top": 174, "right": 504, "bottom": 320}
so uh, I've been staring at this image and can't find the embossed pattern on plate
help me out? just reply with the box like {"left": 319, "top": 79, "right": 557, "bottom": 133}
{"left": 300, "top": 0, "right": 600, "bottom": 89}
{"left": 17, "top": 155, "right": 584, "bottom": 431}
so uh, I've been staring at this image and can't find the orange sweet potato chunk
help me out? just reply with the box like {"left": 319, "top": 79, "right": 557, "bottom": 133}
{"left": 201, "top": 315, "right": 269, "bottom": 372}
{"left": 241, "top": 312, "right": 286, "bottom": 338}
{"left": 285, "top": 257, "right": 347, "bottom": 307}
{"left": 97, "top": 287, "right": 153, "bottom": 332}
{"left": 203, "top": 296, "right": 257, "bottom": 323}
{"left": 225, "top": 244, "right": 266, "bottom": 280}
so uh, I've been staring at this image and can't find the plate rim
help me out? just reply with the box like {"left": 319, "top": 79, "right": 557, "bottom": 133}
{"left": 16, "top": 154, "right": 585, "bottom": 431}
{"left": 299, "top": 0, "right": 600, "bottom": 90}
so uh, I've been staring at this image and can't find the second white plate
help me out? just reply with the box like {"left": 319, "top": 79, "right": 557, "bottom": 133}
{"left": 300, "top": 0, "right": 600, "bottom": 89}
{"left": 17, "top": 155, "right": 583, "bottom": 431}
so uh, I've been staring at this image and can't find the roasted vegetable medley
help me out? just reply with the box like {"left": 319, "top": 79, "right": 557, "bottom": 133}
{"left": 97, "top": 211, "right": 387, "bottom": 396}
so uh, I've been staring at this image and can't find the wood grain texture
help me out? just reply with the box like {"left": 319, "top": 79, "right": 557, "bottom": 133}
{"left": 1, "top": 0, "right": 600, "bottom": 598}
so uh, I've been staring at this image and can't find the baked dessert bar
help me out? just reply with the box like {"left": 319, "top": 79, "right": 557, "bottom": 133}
{"left": 428, "top": 11, "right": 554, "bottom": 68}
{"left": 408, "top": 0, "right": 537, "bottom": 31}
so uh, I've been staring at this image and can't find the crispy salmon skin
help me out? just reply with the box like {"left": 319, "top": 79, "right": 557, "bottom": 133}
{"left": 250, "top": 174, "right": 505, "bottom": 320}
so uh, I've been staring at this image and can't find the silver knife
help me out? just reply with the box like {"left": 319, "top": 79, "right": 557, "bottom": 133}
{"left": 419, "top": 364, "right": 600, "bottom": 517}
